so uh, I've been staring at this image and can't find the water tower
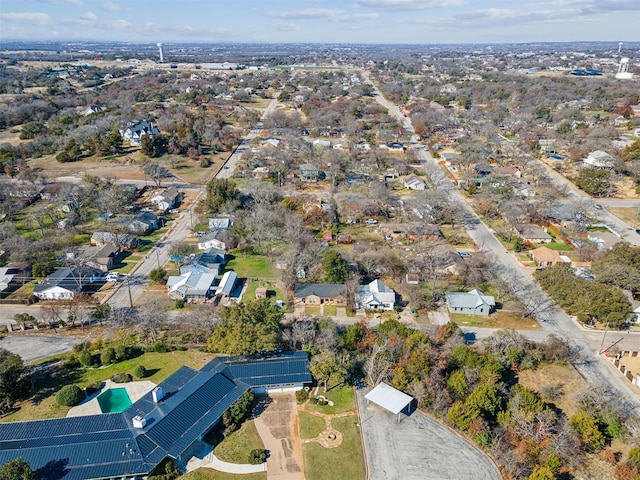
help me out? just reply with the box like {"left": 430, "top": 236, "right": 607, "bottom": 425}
{"left": 618, "top": 42, "right": 623, "bottom": 54}
{"left": 156, "top": 43, "right": 164, "bottom": 63}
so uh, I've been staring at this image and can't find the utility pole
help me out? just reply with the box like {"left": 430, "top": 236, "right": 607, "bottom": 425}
{"left": 155, "top": 247, "right": 161, "bottom": 269}
{"left": 126, "top": 276, "right": 133, "bottom": 308}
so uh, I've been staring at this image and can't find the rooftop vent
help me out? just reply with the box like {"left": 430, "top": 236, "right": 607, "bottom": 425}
{"left": 132, "top": 415, "right": 147, "bottom": 429}
{"left": 152, "top": 386, "right": 164, "bottom": 403}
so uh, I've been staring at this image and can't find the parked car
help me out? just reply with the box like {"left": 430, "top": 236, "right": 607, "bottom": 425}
{"left": 105, "top": 272, "right": 120, "bottom": 282}
{"left": 365, "top": 219, "right": 378, "bottom": 224}
{"left": 458, "top": 252, "right": 471, "bottom": 258}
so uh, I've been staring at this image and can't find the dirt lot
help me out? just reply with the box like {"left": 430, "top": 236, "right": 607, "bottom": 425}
{"left": 252, "top": 393, "right": 304, "bottom": 480}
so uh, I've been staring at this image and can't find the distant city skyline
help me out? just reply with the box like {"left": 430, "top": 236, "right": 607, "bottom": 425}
{"left": 1, "top": 0, "right": 639, "bottom": 45}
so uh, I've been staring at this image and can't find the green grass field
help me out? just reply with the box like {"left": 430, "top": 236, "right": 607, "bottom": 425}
{"left": 180, "top": 470, "right": 266, "bottom": 480}
{"left": 302, "top": 416, "right": 365, "bottom": 480}
{"left": 450, "top": 310, "right": 540, "bottom": 330}
{"left": 4, "top": 350, "right": 215, "bottom": 423}
{"left": 225, "top": 255, "right": 280, "bottom": 280}
{"left": 298, "top": 411, "right": 327, "bottom": 439}
{"left": 213, "top": 420, "right": 264, "bottom": 464}
{"left": 306, "top": 386, "right": 356, "bottom": 415}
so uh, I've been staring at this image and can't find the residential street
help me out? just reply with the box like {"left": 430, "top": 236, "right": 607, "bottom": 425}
{"left": 365, "top": 72, "right": 640, "bottom": 410}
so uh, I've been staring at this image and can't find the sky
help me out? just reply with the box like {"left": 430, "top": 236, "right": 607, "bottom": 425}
{"left": 0, "top": 0, "right": 639, "bottom": 45}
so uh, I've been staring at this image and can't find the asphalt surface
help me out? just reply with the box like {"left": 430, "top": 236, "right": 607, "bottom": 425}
{"left": 356, "top": 387, "right": 501, "bottom": 480}
{"left": 0, "top": 335, "right": 81, "bottom": 363}
{"left": 364, "top": 73, "right": 640, "bottom": 411}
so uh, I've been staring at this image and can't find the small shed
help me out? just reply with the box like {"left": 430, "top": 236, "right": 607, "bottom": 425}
{"left": 365, "top": 382, "right": 413, "bottom": 422}
{"left": 255, "top": 287, "right": 268, "bottom": 299}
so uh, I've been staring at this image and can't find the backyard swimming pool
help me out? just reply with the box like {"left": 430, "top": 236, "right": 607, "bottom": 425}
{"left": 97, "top": 387, "right": 132, "bottom": 413}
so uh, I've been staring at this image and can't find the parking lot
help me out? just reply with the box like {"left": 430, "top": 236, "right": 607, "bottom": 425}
{"left": 356, "top": 387, "right": 501, "bottom": 480}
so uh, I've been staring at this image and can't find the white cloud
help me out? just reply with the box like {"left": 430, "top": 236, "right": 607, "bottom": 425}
{"left": 0, "top": 12, "right": 52, "bottom": 26}
{"left": 100, "top": 1, "right": 122, "bottom": 12}
{"left": 357, "top": 0, "right": 466, "bottom": 10}
{"left": 79, "top": 11, "right": 97, "bottom": 21}
{"left": 274, "top": 22, "right": 301, "bottom": 31}
{"left": 266, "top": 8, "right": 378, "bottom": 22}
{"left": 267, "top": 8, "right": 345, "bottom": 20}
{"left": 37, "top": 0, "right": 84, "bottom": 6}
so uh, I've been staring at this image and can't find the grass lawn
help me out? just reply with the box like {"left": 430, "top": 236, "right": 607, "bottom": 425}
{"left": 6, "top": 280, "right": 36, "bottom": 299}
{"left": 212, "top": 420, "right": 264, "bottom": 464}
{"left": 323, "top": 305, "right": 337, "bottom": 316}
{"left": 302, "top": 416, "right": 365, "bottom": 480}
{"left": 440, "top": 226, "right": 476, "bottom": 247}
{"left": 298, "top": 411, "right": 327, "bottom": 439}
{"left": 306, "top": 386, "right": 356, "bottom": 415}
{"left": 305, "top": 306, "right": 321, "bottom": 315}
{"left": 242, "top": 280, "right": 285, "bottom": 304}
{"left": 225, "top": 255, "right": 280, "bottom": 281}
{"left": 4, "top": 350, "right": 214, "bottom": 423}
{"left": 450, "top": 310, "right": 540, "bottom": 330}
{"left": 180, "top": 470, "right": 266, "bottom": 480}
{"left": 607, "top": 207, "right": 640, "bottom": 227}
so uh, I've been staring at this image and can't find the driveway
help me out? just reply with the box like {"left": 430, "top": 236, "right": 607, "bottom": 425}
{"left": 356, "top": 388, "right": 501, "bottom": 480}
{"left": 252, "top": 393, "right": 304, "bottom": 480}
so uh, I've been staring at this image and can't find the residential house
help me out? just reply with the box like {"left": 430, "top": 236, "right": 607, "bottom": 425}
{"left": 515, "top": 224, "right": 553, "bottom": 244}
{"left": 0, "top": 352, "right": 311, "bottom": 480}
{"left": 445, "top": 289, "right": 496, "bottom": 316}
{"left": 403, "top": 174, "right": 426, "bottom": 191}
{"left": 261, "top": 138, "right": 280, "bottom": 148}
{"left": 587, "top": 231, "right": 622, "bottom": 251}
{"left": 198, "top": 230, "right": 237, "bottom": 251}
{"left": 215, "top": 270, "right": 237, "bottom": 297}
{"left": 180, "top": 250, "right": 225, "bottom": 276}
{"left": 119, "top": 120, "right": 160, "bottom": 146}
{"left": 120, "top": 212, "right": 160, "bottom": 235}
{"left": 208, "top": 218, "right": 233, "bottom": 231}
{"left": 440, "top": 152, "right": 458, "bottom": 164}
{"left": 313, "top": 139, "right": 331, "bottom": 150}
{"left": 40, "top": 182, "right": 65, "bottom": 200}
{"left": 530, "top": 247, "right": 570, "bottom": 267}
{"left": 386, "top": 142, "right": 405, "bottom": 153}
{"left": 584, "top": 150, "right": 616, "bottom": 169}
{"left": 252, "top": 166, "right": 270, "bottom": 179}
{"left": 300, "top": 163, "right": 320, "bottom": 182}
{"left": 491, "top": 166, "right": 522, "bottom": 178}
{"left": 356, "top": 280, "right": 396, "bottom": 310}
{"left": 294, "top": 283, "right": 347, "bottom": 306}
{"left": 167, "top": 271, "right": 216, "bottom": 300}
{"left": 79, "top": 105, "right": 104, "bottom": 116}
{"left": 33, "top": 266, "right": 98, "bottom": 300}
{"left": 150, "top": 187, "right": 181, "bottom": 212}
{"left": 255, "top": 287, "right": 268, "bottom": 299}
{"left": 91, "top": 231, "right": 139, "bottom": 249}
{"left": 354, "top": 141, "right": 371, "bottom": 151}
{"left": 82, "top": 244, "right": 121, "bottom": 272}
{"left": 380, "top": 223, "right": 442, "bottom": 243}
{"left": 0, "top": 267, "right": 19, "bottom": 298}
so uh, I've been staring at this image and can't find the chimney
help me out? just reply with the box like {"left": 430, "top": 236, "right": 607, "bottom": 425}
{"left": 152, "top": 386, "right": 164, "bottom": 403}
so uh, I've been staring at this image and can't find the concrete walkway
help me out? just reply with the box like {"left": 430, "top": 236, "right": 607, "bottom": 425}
{"left": 186, "top": 444, "right": 266, "bottom": 474}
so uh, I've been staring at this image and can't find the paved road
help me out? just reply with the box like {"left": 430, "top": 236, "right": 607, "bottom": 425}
{"left": 356, "top": 387, "right": 501, "bottom": 480}
{"left": 364, "top": 73, "right": 640, "bottom": 411}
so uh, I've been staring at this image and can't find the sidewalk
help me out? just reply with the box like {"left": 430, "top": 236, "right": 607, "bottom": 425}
{"left": 185, "top": 443, "right": 266, "bottom": 474}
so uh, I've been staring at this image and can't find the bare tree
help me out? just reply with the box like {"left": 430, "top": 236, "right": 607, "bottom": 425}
{"left": 364, "top": 343, "right": 393, "bottom": 386}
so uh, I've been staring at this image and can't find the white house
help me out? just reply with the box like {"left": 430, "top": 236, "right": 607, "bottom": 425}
{"left": 357, "top": 280, "right": 396, "bottom": 310}
{"left": 33, "top": 267, "right": 99, "bottom": 300}
{"left": 403, "top": 174, "right": 426, "bottom": 191}
{"left": 166, "top": 271, "right": 216, "bottom": 300}
{"left": 584, "top": 151, "right": 616, "bottom": 169}
{"left": 120, "top": 120, "right": 160, "bottom": 146}
{"left": 150, "top": 188, "right": 180, "bottom": 212}
{"left": 198, "top": 230, "right": 236, "bottom": 251}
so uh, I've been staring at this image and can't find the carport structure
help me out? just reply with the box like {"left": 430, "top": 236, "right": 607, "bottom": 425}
{"left": 365, "top": 382, "right": 413, "bottom": 422}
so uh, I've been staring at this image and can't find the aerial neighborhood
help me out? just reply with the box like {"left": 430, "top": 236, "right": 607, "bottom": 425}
{"left": 0, "top": 38, "right": 639, "bottom": 480}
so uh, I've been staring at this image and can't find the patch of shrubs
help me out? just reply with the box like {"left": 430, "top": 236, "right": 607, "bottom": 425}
{"left": 84, "top": 382, "right": 103, "bottom": 396}
{"left": 134, "top": 365, "right": 148, "bottom": 378}
{"left": 248, "top": 449, "right": 267, "bottom": 465}
{"left": 56, "top": 385, "right": 84, "bottom": 406}
{"left": 311, "top": 396, "right": 328, "bottom": 406}
{"left": 295, "top": 389, "right": 309, "bottom": 404}
{"left": 111, "top": 373, "right": 132, "bottom": 384}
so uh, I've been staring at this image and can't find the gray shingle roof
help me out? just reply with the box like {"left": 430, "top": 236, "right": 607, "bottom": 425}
{"left": 294, "top": 283, "right": 346, "bottom": 299}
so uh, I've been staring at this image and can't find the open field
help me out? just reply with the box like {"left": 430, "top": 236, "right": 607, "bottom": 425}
{"left": 607, "top": 207, "right": 640, "bottom": 228}
{"left": 450, "top": 310, "right": 541, "bottom": 330}
{"left": 225, "top": 255, "right": 280, "bottom": 281}
{"left": 3, "top": 350, "right": 214, "bottom": 423}
{"left": 518, "top": 363, "right": 584, "bottom": 417}
{"left": 302, "top": 415, "right": 365, "bottom": 480}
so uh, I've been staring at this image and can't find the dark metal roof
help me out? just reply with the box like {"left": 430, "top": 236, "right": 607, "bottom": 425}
{"left": 221, "top": 351, "right": 312, "bottom": 387}
{"left": 0, "top": 351, "right": 311, "bottom": 480}
{"left": 293, "top": 283, "right": 346, "bottom": 299}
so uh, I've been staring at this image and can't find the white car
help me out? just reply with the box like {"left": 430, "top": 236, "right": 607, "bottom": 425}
{"left": 365, "top": 219, "right": 378, "bottom": 224}
{"left": 105, "top": 273, "right": 120, "bottom": 282}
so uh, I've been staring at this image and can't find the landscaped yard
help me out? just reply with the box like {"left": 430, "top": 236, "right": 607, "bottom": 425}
{"left": 180, "top": 470, "right": 266, "bottom": 480}
{"left": 212, "top": 420, "right": 264, "bottom": 464}
{"left": 305, "top": 386, "right": 356, "bottom": 415}
{"left": 298, "top": 411, "right": 327, "bottom": 439}
{"left": 302, "top": 416, "right": 365, "bottom": 480}
{"left": 5, "top": 350, "right": 215, "bottom": 423}
{"left": 534, "top": 241, "right": 572, "bottom": 251}
{"left": 242, "top": 280, "right": 285, "bottom": 305}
